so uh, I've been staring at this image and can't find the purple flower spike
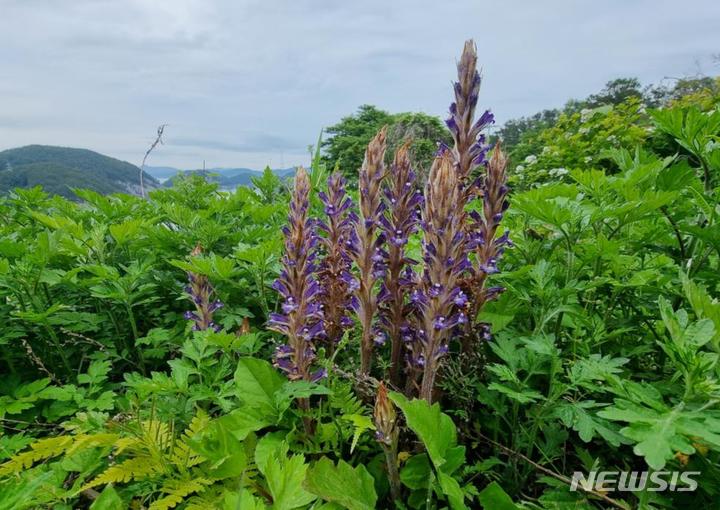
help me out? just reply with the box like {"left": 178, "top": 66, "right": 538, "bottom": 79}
{"left": 416, "top": 151, "right": 472, "bottom": 403}
{"left": 317, "top": 172, "right": 356, "bottom": 348}
{"left": 184, "top": 245, "right": 224, "bottom": 332}
{"left": 447, "top": 40, "right": 494, "bottom": 181}
{"left": 351, "top": 128, "right": 388, "bottom": 375}
{"left": 465, "top": 145, "right": 511, "bottom": 331}
{"left": 267, "top": 167, "right": 325, "bottom": 382}
{"left": 442, "top": 39, "right": 511, "bottom": 353}
{"left": 376, "top": 144, "right": 424, "bottom": 386}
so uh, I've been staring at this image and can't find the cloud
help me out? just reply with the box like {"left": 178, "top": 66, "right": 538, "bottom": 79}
{"left": 170, "top": 133, "right": 305, "bottom": 154}
{"left": 0, "top": 0, "right": 718, "bottom": 168}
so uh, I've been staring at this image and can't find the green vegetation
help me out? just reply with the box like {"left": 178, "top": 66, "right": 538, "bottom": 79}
{"left": 0, "top": 145, "right": 159, "bottom": 199}
{"left": 322, "top": 105, "right": 452, "bottom": 179}
{"left": 498, "top": 76, "right": 720, "bottom": 189}
{"left": 1, "top": 50, "right": 720, "bottom": 509}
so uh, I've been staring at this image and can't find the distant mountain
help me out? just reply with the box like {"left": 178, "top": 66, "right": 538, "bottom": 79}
{"left": 0, "top": 145, "right": 160, "bottom": 199}
{"left": 145, "top": 165, "right": 297, "bottom": 189}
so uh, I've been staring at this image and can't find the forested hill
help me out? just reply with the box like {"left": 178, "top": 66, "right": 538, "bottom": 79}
{"left": 0, "top": 145, "right": 160, "bottom": 199}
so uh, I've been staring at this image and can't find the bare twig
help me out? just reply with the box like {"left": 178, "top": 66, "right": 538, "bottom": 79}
{"left": 331, "top": 366, "right": 403, "bottom": 402}
{"left": 59, "top": 328, "right": 106, "bottom": 351}
{"left": 140, "top": 124, "right": 167, "bottom": 199}
{"left": 20, "top": 338, "right": 56, "bottom": 381}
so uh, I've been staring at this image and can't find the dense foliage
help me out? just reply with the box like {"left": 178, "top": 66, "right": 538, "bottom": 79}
{"left": 1, "top": 42, "right": 720, "bottom": 510}
{"left": 322, "top": 105, "right": 452, "bottom": 180}
{"left": 497, "top": 76, "right": 720, "bottom": 188}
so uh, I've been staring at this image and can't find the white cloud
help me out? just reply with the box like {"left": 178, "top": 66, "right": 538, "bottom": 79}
{"left": 0, "top": 0, "right": 717, "bottom": 168}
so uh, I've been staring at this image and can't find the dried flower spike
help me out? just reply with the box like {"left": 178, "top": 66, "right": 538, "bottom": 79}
{"left": 374, "top": 382, "right": 401, "bottom": 501}
{"left": 268, "top": 167, "right": 326, "bottom": 382}
{"left": 352, "top": 128, "right": 388, "bottom": 374}
{"left": 184, "top": 244, "right": 223, "bottom": 332}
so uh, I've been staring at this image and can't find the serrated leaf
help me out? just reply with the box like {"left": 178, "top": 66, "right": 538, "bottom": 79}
{"left": 438, "top": 472, "right": 467, "bottom": 510}
{"left": 487, "top": 382, "right": 543, "bottom": 404}
{"left": 400, "top": 454, "right": 432, "bottom": 490}
{"left": 217, "top": 407, "right": 273, "bottom": 441}
{"left": 265, "top": 453, "right": 316, "bottom": 510}
{"left": 341, "top": 414, "right": 374, "bottom": 453}
{"left": 304, "top": 457, "right": 377, "bottom": 510}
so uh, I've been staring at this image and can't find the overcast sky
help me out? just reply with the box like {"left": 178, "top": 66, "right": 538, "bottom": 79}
{"left": 1, "top": 0, "right": 718, "bottom": 169}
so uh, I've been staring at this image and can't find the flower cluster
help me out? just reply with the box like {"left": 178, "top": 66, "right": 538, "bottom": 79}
{"left": 316, "top": 172, "right": 357, "bottom": 349}
{"left": 414, "top": 151, "right": 472, "bottom": 402}
{"left": 466, "top": 144, "right": 511, "bottom": 325}
{"left": 266, "top": 39, "right": 509, "bottom": 403}
{"left": 267, "top": 167, "right": 326, "bottom": 382}
{"left": 446, "top": 40, "right": 495, "bottom": 181}
{"left": 184, "top": 245, "right": 223, "bottom": 332}
{"left": 378, "top": 144, "right": 423, "bottom": 386}
{"left": 352, "top": 128, "right": 388, "bottom": 374}
{"left": 445, "top": 40, "right": 510, "bottom": 349}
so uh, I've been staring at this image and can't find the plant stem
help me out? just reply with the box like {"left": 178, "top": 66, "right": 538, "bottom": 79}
{"left": 382, "top": 443, "right": 402, "bottom": 502}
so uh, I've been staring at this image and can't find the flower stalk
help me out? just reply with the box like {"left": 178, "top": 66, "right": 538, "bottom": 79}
{"left": 267, "top": 167, "right": 326, "bottom": 383}
{"left": 352, "top": 128, "right": 388, "bottom": 375}
{"left": 415, "top": 151, "right": 470, "bottom": 402}
{"left": 379, "top": 143, "right": 422, "bottom": 387}
{"left": 445, "top": 39, "right": 509, "bottom": 349}
{"left": 184, "top": 245, "right": 223, "bottom": 332}
{"left": 317, "top": 172, "right": 356, "bottom": 351}
{"left": 374, "top": 382, "right": 401, "bottom": 501}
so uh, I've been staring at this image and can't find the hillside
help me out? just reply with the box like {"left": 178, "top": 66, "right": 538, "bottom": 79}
{"left": 147, "top": 165, "right": 296, "bottom": 189}
{"left": 0, "top": 145, "right": 160, "bottom": 198}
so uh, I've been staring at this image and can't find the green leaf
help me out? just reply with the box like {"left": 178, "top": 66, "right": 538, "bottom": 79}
{"left": 218, "top": 407, "right": 273, "bottom": 441}
{"left": 90, "top": 485, "right": 125, "bottom": 510}
{"left": 478, "top": 482, "right": 518, "bottom": 510}
{"left": 234, "top": 357, "right": 285, "bottom": 417}
{"left": 389, "top": 392, "right": 458, "bottom": 469}
{"left": 274, "top": 380, "right": 331, "bottom": 416}
{"left": 598, "top": 400, "right": 720, "bottom": 469}
{"left": 254, "top": 433, "right": 288, "bottom": 476}
{"left": 400, "top": 454, "right": 433, "bottom": 490}
{"left": 304, "top": 457, "right": 378, "bottom": 510}
{"left": 341, "top": 414, "right": 374, "bottom": 453}
{"left": 189, "top": 419, "right": 247, "bottom": 478}
{"left": 265, "top": 453, "right": 316, "bottom": 510}
{"left": 223, "top": 489, "right": 268, "bottom": 510}
{"left": 438, "top": 472, "right": 467, "bottom": 510}
{"left": 487, "top": 382, "right": 544, "bottom": 404}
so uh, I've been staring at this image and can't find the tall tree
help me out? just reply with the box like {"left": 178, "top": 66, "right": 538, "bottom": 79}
{"left": 322, "top": 105, "right": 450, "bottom": 181}
{"left": 322, "top": 105, "right": 393, "bottom": 179}
{"left": 586, "top": 77, "right": 643, "bottom": 107}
